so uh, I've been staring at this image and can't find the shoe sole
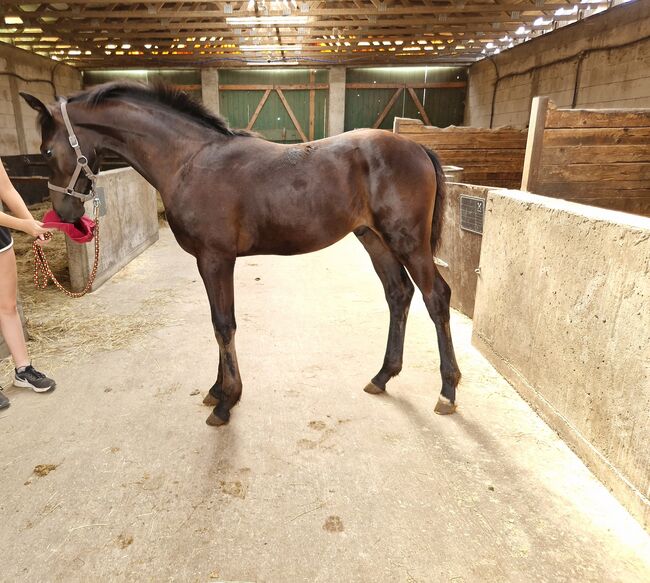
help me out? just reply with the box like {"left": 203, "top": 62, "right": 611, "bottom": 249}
{"left": 13, "top": 378, "right": 56, "bottom": 393}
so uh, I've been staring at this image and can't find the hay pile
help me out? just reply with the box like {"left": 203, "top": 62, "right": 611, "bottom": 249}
{"left": 1, "top": 202, "right": 174, "bottom": 381}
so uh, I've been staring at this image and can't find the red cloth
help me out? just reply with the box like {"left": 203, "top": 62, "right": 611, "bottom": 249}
{"left": 42, "top": 210, "right": 96, "bottom": 243}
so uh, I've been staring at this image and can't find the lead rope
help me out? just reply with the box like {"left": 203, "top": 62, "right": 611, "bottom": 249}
{"left": 32, "top": 200, "right": 101, "bottom": 298}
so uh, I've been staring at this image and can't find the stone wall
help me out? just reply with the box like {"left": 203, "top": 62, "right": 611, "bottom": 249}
{"left": 473, "top": 189, "right": 650, "bottom": 529}
{"left": 465, "top": 1, "right": 650, "bottom": 128}
{"left": 0, "top": 43, "right": 81, "bottom": 156}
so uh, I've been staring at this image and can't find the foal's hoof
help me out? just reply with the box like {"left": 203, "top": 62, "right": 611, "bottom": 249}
{"left": 363, "top": 382, "right": 385, "bottom": 395}
{"left": 434, "top": 396, "right": 457, "bottom": 415}
{"left": 203, "top": 393, "right": 218, "bottom": 407}
{"left": 206, "top": 412, "right": 228, "bottom": 426}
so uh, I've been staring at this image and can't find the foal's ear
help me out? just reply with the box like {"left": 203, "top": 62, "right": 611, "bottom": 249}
{"left": 19, "top": 92, "right": 52, "bottom": 120}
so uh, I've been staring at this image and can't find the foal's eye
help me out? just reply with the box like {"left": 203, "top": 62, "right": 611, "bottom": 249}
{"left": 44, "top": 148, "right": 54, "bottom": 159}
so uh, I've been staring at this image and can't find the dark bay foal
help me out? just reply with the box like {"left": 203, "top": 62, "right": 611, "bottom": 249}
{"left": 21, "top": 82, "right": 461, "bottom": 426}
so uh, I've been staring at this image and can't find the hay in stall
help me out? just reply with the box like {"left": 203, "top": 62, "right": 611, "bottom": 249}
{"left": 1, "top": 202, "right": 174, "bottom": 381}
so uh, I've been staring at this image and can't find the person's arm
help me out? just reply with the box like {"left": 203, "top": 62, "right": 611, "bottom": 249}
{"left": 0, "top": 160, "right": 51, "bottom": 237}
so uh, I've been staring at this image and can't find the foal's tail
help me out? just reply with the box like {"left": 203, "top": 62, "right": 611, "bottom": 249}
{"left": 421, "top": 146, "right": 447, "bottom": 254}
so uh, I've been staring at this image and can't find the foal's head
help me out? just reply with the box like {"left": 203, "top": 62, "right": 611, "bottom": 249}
{"left": 20, "top": 92, "right": 98, "bottom": 223}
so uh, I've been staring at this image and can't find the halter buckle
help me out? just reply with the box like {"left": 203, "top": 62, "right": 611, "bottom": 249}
{"left": 69, "top": 135, "right": 79, "bottom": 148}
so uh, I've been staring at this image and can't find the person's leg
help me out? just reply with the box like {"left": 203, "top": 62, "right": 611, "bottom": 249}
{"left": 0, "top": 247, "right": 29, "bottom": 368}
{"left": 0, "top": 247, "right": 55, "bottom": 393}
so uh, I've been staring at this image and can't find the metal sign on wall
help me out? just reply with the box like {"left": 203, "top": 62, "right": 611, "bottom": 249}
{"left": 460, "top": 195, "right": 485, "bottom": 235}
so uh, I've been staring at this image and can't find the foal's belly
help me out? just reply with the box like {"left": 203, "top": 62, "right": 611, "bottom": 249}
{"left": 238, "top": 212, "right": 361, "bottom": 257}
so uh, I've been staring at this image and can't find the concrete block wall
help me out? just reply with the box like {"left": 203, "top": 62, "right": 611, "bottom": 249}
{"left": 67, "top": 168, "right": 159, "bottom": 293}
{"left": 473, "top": 189, "right": 650, "bottom": 530}
{"left": 465, "top": 1, "right": 650, "bottom": 127}
{"left": 0, "top": 43, "right": 81, "bottom": 155}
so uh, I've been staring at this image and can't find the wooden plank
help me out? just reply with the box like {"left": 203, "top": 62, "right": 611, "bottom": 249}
{"left": 402, "top": 135, "right": 528, "bottom": 149}
{"left": 407, "top": 87, "right": 431, "bottom": 126}
{"left": 219, "top": 84, "right": 328, "bottom": 91}
{"left": 426, "top": 149, "right": 526, "bottom": 161}
{"left": 539, "top": 163, "right": 650, "bottom": 182}
{"left": 521, "top": 96, "right": 550, "bottom": 192}
{"left": 276, "top": 88, "right": 308, "bottom": 143}
{"left": 246, "top": 88, "right": 271, "bottom": 131}
{"left": 396, "top": 122, "right": 526, "bottom": 135}
{"left": 543, "top": 127, "right": 650, "bottom": 146}
{"left": 346, "top": 82, "right": 466, "bottom": 90}
{"left": 309, "top": 70, "right": 315, "bottom": 142}
{"left": 535, "top": 181, "right": 650, "bottom": 194}
{"left": 545, "top": 108, "right": 650, "bottom": 129}
{"left": 372, "top": 88, "right": 403, "bottom": 130}
{"left": 540, "top": 145, "right": 650, "bottom": 165}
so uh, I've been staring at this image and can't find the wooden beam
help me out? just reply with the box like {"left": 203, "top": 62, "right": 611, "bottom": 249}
{"left": 407, "top": 87, "right": 431, "bottom": 126}
{"left": 35, "top": 15, "right": 574, "bottom": 31}
{"left": 309, "top": 70, "right": 315, "bottom": 141}
{"left": 347, "top": 82, "right": 466, "bottom": 90}
{"left": 246, "top": 88, "right": 272, "bottom": 130}
{"left": 276, "top": 88, "right": 308, "bottom": 143}
{"left": 219, "top": 83, "right": 328, "bottom": 91}
{"left": 1, "top": 3, "right": 574, "bottom": 17}
{"left": 372, "top": 88, "right": 403, "bottom": 129}
{"left": 521, "top": 96, "right": 550, "bottom": 193}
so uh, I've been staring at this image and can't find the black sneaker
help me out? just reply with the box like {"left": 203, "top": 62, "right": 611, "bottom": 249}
{"left": 0, "top": 390, "right": 9, "bottom": 409}
{"left": 14, "top": 365, "right": 56, "bottom": 393}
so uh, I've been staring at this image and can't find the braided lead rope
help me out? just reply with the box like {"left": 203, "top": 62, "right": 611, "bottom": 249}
{"left": 32, "top": 203, "right": 100, "bottom": 298}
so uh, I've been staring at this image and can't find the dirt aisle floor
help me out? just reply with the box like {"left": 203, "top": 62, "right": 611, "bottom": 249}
{"left": 1, "top": 227, "right": 649, "bottom": 583}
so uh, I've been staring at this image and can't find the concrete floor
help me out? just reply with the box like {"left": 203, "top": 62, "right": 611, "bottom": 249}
{"left": 1, "top": 227, "right": 649, "bottom": 583}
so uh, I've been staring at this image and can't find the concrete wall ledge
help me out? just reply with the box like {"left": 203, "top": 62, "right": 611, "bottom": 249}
{"left": 473, "top": 188, "right": 650, "bottom": 530}
{"left": 67, "top": 167, "right": 159, "bottom": 293}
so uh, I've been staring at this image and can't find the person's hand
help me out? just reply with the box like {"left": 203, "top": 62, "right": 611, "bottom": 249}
{"left": 34, "top": 233, "right": 49, "bottom": 247}
{"left": 20, "top": 218, "right": 52, "bottom": 238}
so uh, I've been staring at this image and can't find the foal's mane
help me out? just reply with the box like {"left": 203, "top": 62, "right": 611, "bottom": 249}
{"left": 68, "top": 81, "right": 254, "bottom": 137}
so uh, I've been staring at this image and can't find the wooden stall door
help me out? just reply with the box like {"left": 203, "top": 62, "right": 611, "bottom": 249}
{"left": 219, "top": 69, "right": 328, "bottom": 143}
{"left": 345, "top": 66, "right": 467, "bottom": 131}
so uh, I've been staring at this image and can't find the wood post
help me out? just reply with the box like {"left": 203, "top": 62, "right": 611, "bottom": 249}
{"left": 521, "top": 96, "right": 550, "bottom": 192}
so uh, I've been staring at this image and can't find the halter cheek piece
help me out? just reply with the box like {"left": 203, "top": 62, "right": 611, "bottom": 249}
{"left": 47, "top": 99, "right": 98, "bottom": 203}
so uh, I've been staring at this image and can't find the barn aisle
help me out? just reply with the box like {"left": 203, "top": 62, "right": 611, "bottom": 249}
{"left": 1, "top": 227, "right": 648, "bottom": 583}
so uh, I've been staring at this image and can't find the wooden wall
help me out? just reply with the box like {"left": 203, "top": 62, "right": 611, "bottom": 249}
{"left": 393, "top": 117, "right": 527, "bottom": 188}
{"left": 522, "top": 98, "right": 650, "bottom": 217}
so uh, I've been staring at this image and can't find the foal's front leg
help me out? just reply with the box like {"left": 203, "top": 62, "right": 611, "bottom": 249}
{"left": 197, "top": 255, "right": 242, "bottom": 426}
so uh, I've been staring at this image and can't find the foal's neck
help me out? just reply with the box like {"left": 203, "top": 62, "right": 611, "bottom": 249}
{"left": 75, "top": 100, "right": 224, "bottom": 198}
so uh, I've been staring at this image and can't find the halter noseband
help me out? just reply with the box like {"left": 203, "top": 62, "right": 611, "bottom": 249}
{"left": 47, "top": 99, "right": 98, "bottom": 203}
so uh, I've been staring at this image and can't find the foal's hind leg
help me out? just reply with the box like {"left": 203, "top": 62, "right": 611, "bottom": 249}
{"left": 402, "top": 249, "right": 461, "bottom": 414}
{"left": 355, "top": 228, "right": 414, "bottom": 394}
